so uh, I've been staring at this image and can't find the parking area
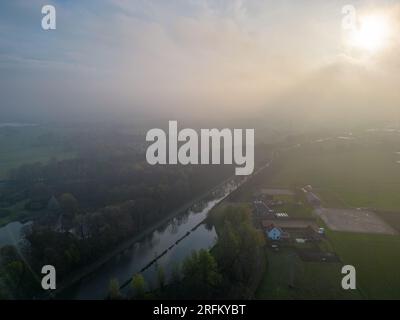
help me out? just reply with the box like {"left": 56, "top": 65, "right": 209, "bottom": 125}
{"left": 315, "top": 208, "right": 397, "bottom": 235}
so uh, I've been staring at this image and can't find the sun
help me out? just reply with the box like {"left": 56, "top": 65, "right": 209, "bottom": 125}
{"left": 348, "top": 14, "right": 392, "bottom": 53}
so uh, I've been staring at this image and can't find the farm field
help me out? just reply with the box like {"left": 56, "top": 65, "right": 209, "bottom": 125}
{"left": 256, "top": 133, "right": 400, "bottom": 300}
{"left": 256, "top": 247, "right": 362, "bottom": 300}
{"left": 328, "top": 231, "right": 400, "bottom": 300}
{"left": 0, "top": 125, "right": 75, "bottom": 179}
{"left": 0, "top": 125, "right": 76, "bottom": 226}
{"left": 266, "top": 135, "right": 400, "bottom": 211}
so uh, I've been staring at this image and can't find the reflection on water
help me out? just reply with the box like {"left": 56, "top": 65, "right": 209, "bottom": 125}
{"left": 0, "top": 221, "right": 32, "bottom": 248}
{"left": 65, "top": 180, "right": 238, "bottom": 300}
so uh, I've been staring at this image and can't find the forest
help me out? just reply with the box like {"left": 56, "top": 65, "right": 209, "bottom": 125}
{"left": 0, "top": 128, "right": 234, "bottom": 299}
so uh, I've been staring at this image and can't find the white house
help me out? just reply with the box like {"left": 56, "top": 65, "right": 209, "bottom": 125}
{"left": 265, "top": 224, "right": 283, "bottom": 241}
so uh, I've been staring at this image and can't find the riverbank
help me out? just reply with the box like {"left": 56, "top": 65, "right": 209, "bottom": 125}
{"left": 51, "top": 175, "right": 238, "bottom": 298}
{"left": 47, "top": 158, "right": 272, "bottom": 299}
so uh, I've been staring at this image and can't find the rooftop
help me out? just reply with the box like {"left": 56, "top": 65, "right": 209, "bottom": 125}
{"left": 262, "top": 219, "right": 318, "bottom": 230}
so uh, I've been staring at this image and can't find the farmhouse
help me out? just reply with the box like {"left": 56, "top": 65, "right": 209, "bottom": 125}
{"left": 262, "top": 219, "right": 320, "bottom": 241}
{"left": 265, "top": 224, "right": 287, "bottom": 240}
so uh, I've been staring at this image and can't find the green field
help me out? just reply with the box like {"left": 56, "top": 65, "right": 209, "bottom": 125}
{"left": 266, "top": 136, "right": 400, "bottom": 211}
{"left": 0, "top": 126, "right": 74, "bottom": 179}
{"left": 272, "top": 201, "right": 314, "bottom": 219}
{"left": 0, "top": 125, "right": 75, "bottom": 226}
{"left": 257, "top": 134, "right": 400, "bottom": 299}
{"left": 328, "top": 231, "right": 400, "bottom": 300}
{"left": 256, "top": 230, "right": 400, "bottom": 300}
{"left": 256, "top": 248, "right": 362, "bottom": 300}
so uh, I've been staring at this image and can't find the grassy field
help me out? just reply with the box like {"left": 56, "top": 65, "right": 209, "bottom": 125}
{"left": 378, "top": 211, "right": 400, "bottom": 233}
{"left": 257, "top": 214, "right": 400, "bottom": 299}
{"left": 328, "top": 231, "right": 400, "bottom": 300}
{"left": 0, "top": 125, "right": 74, "bottom": 179}
{"left": 256, "top": 228, "right": 400, "bottom": 300}
{"left": 272, "top": 201, "right": 314, "bottom": 219}
{"left": 256, "top": 133, "right": 400, "bottom": 299}
{"left": 256, "top": 247, "right": 362, "bottom": 300}
{"left": 266, "top": 136, "right": 400, "bottom": 211}
{"left": 0, "top": 125, "right": 75, "bottom": 226}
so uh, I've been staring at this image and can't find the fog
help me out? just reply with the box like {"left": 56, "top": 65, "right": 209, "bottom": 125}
{"left": 1, "top": 0, "right": 400, "bottom": 129}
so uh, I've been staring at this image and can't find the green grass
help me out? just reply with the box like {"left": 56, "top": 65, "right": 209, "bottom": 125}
{"left": 272, "top": 194, "right": 293, "bottom": 202}
{"left": 377, "top": 211, "right": 400, "bottom": 233}
{"left": 0, "top": 125, "right": 75, "bottom": 225}
{"left": 273, "top": 201, "right": 314, "bottom": 219}
{"left": 256, "top": 247, "right": 362, "bottom": 300}
{"left": 328, "top": 231, "right": 400, "bottom": 299}
{"left": 256, "top": 135, "right": 400, "bottom": 299}
{"left": 0, "top": 126, "right": 75, "bottom": 179}
{"left": 267, "top": 139, "right": 400, "bottom": 211}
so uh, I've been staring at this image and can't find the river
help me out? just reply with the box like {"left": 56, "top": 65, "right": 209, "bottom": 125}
{"left": 1, "top": 159, "right": 270, "bottom": 300}
{"left": 0, "top": 221, "right": 32, "bottom": 248}
{"left": 61, "top": 180, "right": 239, "bottom": 299}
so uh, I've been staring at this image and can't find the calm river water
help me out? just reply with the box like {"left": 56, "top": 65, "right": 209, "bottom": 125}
{"left": 63, "top": 180, "right": 239, "bottom": 299}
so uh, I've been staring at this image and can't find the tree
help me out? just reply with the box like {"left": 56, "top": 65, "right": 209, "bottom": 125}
{"left": 30, "top": 183, "right": 51, "bottom": 201}
{"left": 209, "top": 205, "right": 266, "bottom": 298}
{"left": 59, "top": 193, "right": 79, "bottom": 230}
{"left": 108, "top": 278, "right": 121, "bottom": 300}
{"left": 131, "top": 273, "right": 146, "bottom": 299}
{"left": 214, "top": 219, "right": 240, "bottom": 270}
{"left": 0, "top": 245, "right": 20, "bottom": 265}
{"left": 171, "top": 263, "right": 181, "bottom": 284}
{"left": 47, "top": 196, "right": 60, "bottom": 212}
{"left": 182, "top": 249, "right": 222, "bottom": 299}
{"left": 60, "top": 193, "right": 79, "bottom": 214}
{"left": 0, "top": 258, "right": 37, "bottom": 299}
{"left": 156, "top": 264, "right": 166, "bottom": 289}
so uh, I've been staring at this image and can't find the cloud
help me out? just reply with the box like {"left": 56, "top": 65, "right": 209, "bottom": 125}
{"left": 0, "top": 0, "right": 399, "bottom": 125}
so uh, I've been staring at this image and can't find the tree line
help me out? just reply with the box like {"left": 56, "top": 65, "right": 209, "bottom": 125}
{"left": 0, "top": 141, "right": 234, "bottom": 299}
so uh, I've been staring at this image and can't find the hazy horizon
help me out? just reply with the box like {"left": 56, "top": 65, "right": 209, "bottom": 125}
{"left": 1, "top": 0, "right": 400, "bottom": 128}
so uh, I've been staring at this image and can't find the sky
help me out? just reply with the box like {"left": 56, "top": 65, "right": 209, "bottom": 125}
{"left": 0, "top": 0, "right": 400, "bottom": 125}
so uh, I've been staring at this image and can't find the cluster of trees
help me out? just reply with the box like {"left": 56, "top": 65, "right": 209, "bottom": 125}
{"left": 6, "top": 160, "right": 231, "bottom": 210}
{"left": 0, "top": 136, "right": 234, "bottom": 298}
{"left": 0, "top": 245, "right": 38, "bottom": 299}
{"left": 210, "top": 205, "right": 266, "bottom": 299}
{"left": 174, "top": 205, "right": 265, "bottom": 299}
{"left": 107, "top": 249, "right": 220, "bottom": 300}
{"left": 107, "top": 265, "right": 164, "bottom": 300}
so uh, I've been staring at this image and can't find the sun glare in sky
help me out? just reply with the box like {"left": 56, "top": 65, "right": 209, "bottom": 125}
{"left": 348, "top": 14, "right": 392, "bottom": 53}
